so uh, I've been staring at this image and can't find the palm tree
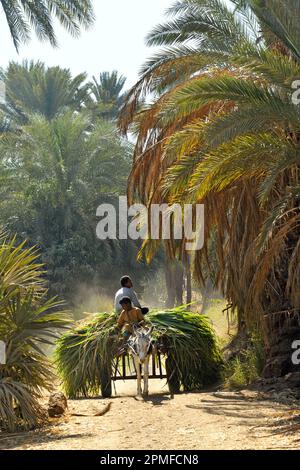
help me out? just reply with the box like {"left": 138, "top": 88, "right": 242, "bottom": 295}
{"left": 0, "top": 231, "right": 69, "bottom": 431}
{"left": 90, "top": 71, "right": 127, "bottom": 120}
{"left": 0, "top": 0, "right": 95, "bottom": 51}
{"left": 0, "top": 111, "right": 130, "bottom": 230}
{"left": 120, "top": 0, "right": 300, "bottom": 378}
{"left": 1, "top": 61, "right": 91, "bottom": 122}
{"left": 0, "top": 110, "right": 136, "bottom": 301}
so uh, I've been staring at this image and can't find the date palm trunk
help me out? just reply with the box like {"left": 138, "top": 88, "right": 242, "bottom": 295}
{"left": 186, "top": 259, "right": 192, "bottom": 309}
{"left": 165, "top": 260, "right": 184, "bottom": 308}
{"left": 262, "top": 237, "right": 300, "bottom": 378}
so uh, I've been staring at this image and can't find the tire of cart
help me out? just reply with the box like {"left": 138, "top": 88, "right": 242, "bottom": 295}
{"left": 100, "top": 367, "right": 112, "bottom": 398}
{"left": 166, "top": 356, "right": 181, "bottom": 394}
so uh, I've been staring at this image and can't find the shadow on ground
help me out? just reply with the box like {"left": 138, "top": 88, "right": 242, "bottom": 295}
{"left": 186, "top": 396, "right": 300, "bottom": 435}
{"left": 143, "top": 393, "right": 173, "bottom": 406}
{"left": 0, "top": 431, "right": 93, "bottom": 450}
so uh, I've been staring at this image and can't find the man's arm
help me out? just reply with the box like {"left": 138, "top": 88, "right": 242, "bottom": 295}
{"left": 136, "top": 308, "right": 145, "bottom": 323}
{"left": 117, "top": 311, "right": 125, "bottom": 330}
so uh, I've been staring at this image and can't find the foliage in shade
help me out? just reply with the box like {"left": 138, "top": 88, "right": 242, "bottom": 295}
{"left": 55, "top": 307, "right": 223, "bottom": 398}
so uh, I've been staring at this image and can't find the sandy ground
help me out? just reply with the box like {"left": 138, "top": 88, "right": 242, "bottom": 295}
{"left": 1, "top": 380, "right": 300, "bottom": 450}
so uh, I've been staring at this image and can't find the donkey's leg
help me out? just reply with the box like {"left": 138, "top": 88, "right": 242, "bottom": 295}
{"left": 143, "top": 356, "right": 149, "bottom": 397}
{"left": 134, "top": 356, "right": 142, "bottom": 397}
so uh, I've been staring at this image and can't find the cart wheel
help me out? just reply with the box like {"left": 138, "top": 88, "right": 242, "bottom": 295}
{"left": 100, "top": 367, "right": 112, "bottom": 398}
{"left": 166, "top": 356, "right": 181, "bottom": 394}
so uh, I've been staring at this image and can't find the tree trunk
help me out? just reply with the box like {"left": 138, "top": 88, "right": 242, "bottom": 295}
{"left": 200, "top": 280, "right": 214, "bottom": 314}
{"left": 262, "top": 315, "right": 300, "bottom": 378}
{"left": 165, "top": 260, "right": 184, "bottom": 308}
{"left": 165, "top": 261, "right": 176, "bottom": 308}
{"left": 186, "top": 257, "right": 192, "bottom": 309}
{"left": 261, "top": 229, "right": 300, "bottom": 379}
{"left": 174, "top": 262, "right": 184, "bottom": 306}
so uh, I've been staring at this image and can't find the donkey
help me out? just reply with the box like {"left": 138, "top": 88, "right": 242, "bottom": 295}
{"left": 127, "top": 324, "right": 154, "bottom": 398}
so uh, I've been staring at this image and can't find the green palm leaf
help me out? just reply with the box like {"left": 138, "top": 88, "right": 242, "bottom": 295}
{"left": 0, "top": 0, "right": 95, "bottom": 51}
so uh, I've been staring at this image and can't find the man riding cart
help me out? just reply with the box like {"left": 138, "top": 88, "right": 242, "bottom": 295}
{"left": 116, "top": 296, "right": 146, "bottom": 340}
{"left": 114, "top": 275, "right": 149, "bottom": 315}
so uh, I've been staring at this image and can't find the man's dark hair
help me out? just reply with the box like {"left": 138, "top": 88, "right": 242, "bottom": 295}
{"left": 120, "top": 275, "right": 131, "bottom": 287}
{"left": 119, "top": 296, "right": 131, "bottom": 306}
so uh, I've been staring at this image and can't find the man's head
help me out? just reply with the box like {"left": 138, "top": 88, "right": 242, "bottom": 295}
{"left": 120, "top": 275, "right": 133, "bottom": 288}
{"left": 119, "top": 296, "right": 132, "bottom": 311}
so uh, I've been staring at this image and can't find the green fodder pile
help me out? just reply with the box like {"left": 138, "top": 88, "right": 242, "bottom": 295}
{"left": 55, "top": 307, "right": 223, "bottom": 398}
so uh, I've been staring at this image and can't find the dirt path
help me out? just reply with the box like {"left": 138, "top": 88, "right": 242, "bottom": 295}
{"left": 1, "top": 381, "right": 300, "bottom": 450}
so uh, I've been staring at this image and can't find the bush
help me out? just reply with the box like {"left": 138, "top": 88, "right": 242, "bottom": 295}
{"left": 223, "top": 332, "right": 265, "bottom": 390}
{"left": 0, "top": 232, "right": 70, "bottom": 432}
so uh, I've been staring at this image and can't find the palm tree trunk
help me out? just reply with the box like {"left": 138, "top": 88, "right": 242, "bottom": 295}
{"left": 175, "top": 263, "right": 184, "bottom": 306}
{"left": 186, "top": 257, "right": 192, "bottom": 309}
{"left": 263, "top": 314, "right": 300, "bottom": 378}
{"left": 165, "top": 262, "right": 176, "bottom": 308}
{"left": 262, "top": 229, "right": 300, "bottom": 378}
{"left": 200, "top": 280, "right": 214, "bottom": 314}
{"left": 165, "top": 260, "right": 184, "bottom": 308}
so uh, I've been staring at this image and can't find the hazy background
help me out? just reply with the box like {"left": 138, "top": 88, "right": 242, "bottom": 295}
{"left": 0, "top": 0, "right": 173, "bottom": 88}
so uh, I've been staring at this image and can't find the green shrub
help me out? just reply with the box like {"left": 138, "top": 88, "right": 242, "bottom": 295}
{"left": 0, "top": 233, "right": 70, "bottom": 431}
{"left": 223, "top": 332, "right": 265, "bottom": 390}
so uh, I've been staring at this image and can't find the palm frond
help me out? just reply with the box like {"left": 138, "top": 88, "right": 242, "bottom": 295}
{"left": 0, "top": 0, "right": 95, "bottom": 51}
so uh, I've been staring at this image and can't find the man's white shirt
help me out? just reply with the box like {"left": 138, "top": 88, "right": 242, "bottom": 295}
{"left": 114, "top": 287, "right": 142, "bottom": 312}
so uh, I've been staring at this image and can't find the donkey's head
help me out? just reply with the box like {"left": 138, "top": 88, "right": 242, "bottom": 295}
{"left": 129, "top": 324, "right": 154, "bottom": 363}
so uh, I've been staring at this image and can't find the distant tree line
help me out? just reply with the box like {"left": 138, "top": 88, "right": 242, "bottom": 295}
{"left": 0, "top": 61, "right": 161, "bottom": 304}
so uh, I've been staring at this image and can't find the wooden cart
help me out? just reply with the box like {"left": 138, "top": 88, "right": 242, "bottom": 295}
{"left": 100, "top": 351, "right": 181, "bottom": 398}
